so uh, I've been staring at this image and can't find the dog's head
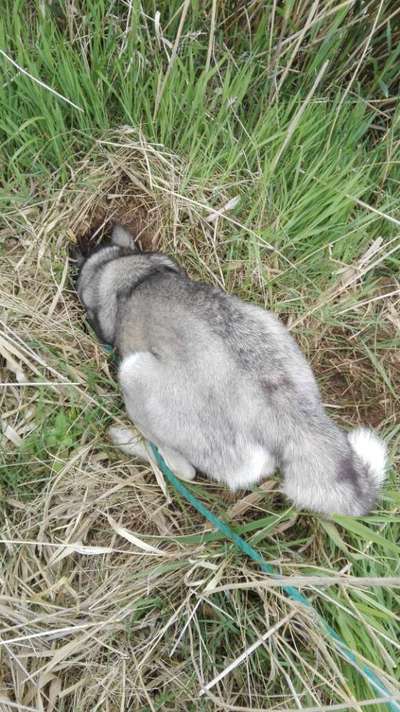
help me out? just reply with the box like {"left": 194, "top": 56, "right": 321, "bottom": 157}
{"left": 75, "top": 223, "right": 179, "bottom": 346}
{"left": 76, "top": 224, "right": 140, "bottom": 345}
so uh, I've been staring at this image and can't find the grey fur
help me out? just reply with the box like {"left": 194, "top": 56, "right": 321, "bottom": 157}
{"left": 76, "top": 224, "right": 387, "bottom": 515}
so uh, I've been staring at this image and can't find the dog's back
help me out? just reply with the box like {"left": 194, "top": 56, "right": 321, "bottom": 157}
{"left": 77, "top": 225, "right": 387, "bottom": 515}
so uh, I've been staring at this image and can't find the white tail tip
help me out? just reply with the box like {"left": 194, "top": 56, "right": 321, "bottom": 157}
{"left": 348, "top": 427, "right": 387, "bottom": 485}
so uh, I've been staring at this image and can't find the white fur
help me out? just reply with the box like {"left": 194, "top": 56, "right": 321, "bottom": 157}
{"left": 160, "top": 447, "right": 196, "bottom": 481}
{"left": 112, "top": 224, "right": 136, "bottom": 249}
{"left": 119, "top": 352, "right": 152, "bottom": 382}
{"left": 348, "top": 427, "right": 387, "bottom": 485}
{"left": 217, "top": 447, "right": 276, "bottom": 490}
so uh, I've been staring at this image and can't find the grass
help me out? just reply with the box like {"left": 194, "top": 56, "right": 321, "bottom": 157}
{"left": 0, "top": 1, "right": 399, "bottom": 710}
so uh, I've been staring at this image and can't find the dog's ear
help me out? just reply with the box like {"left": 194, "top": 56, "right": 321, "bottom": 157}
{"left": 111, "top": 223, "right": 140, "bottom": 252}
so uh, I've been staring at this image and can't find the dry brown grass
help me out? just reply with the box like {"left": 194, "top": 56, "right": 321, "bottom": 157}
{"left": 1, "top": 130, "right": 399, "bottom": 712}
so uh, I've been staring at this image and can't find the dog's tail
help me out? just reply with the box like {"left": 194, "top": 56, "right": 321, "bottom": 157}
{"left": 281, "top": 420, "right": 387, "bottom": 516}
{"left": 347, "top": 426, "right": 387, "bottom": 490}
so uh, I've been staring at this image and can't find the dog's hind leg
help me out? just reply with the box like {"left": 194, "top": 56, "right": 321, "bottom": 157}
{"left": 158, "top": 446, "right": 196, "bottom": 481}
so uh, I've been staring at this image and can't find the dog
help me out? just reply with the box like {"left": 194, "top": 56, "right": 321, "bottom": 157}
{"left": 75, "top": 223, "right": 387, "bottom": 515}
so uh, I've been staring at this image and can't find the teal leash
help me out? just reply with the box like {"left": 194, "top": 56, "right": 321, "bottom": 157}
{"left": 150, "top": 442, "right": 400, "bottom": 711}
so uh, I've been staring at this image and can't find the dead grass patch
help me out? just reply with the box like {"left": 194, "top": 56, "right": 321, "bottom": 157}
{"left": 1, "top": 130, "right": 399, "bottom": 711}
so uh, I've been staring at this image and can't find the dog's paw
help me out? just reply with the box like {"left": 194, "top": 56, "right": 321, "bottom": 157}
{"left": 108, "top": 426, "right": 149, "bottom": 460}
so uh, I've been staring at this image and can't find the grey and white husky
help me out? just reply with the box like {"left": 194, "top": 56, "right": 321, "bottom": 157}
{"left": 76, "top": 224, "right": 387, "bottom": 515}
